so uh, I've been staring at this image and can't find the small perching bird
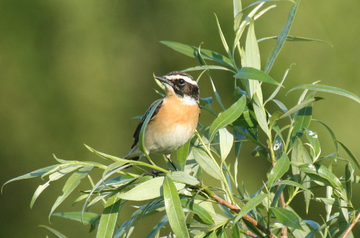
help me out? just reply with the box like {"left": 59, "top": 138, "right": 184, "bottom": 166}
{"left": 124, "top": 71, "right": 200, "bottom": 170}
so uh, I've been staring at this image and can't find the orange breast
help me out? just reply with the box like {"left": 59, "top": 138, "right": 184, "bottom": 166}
{"left": 144, "top": 95, "right": 200, "bottom": 154}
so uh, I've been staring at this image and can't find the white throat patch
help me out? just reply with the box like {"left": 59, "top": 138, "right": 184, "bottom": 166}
{"left": 180, "top": 94, "right": 198, "bottom": 106}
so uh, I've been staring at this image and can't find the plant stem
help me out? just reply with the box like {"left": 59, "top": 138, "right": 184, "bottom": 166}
{"left": 341, "top": 210, "right": 360, "bottom": 238}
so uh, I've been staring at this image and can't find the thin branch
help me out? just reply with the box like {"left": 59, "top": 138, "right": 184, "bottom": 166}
{"left": 211, "top": 193, "right": 277, "bottom": 238}
{"left": 341, "top": 210, "right": 360, "bottom": 238}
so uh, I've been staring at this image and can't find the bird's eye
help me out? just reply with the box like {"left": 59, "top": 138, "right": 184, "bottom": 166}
{"left": 178, "top": 79, "right": 185, "bottom": 85}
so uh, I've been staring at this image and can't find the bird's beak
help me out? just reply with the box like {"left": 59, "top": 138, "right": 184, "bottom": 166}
{"left": 155, "top": 76, "right": 172, "bottom": 86}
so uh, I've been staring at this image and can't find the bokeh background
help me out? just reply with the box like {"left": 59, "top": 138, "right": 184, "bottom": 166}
{"left": 1, "top": 0, "right": 360, "bottom": 237}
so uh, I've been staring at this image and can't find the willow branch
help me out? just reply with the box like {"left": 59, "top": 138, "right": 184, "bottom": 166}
{"left": 341, "top": 210, "right": 360, "bottom": 238}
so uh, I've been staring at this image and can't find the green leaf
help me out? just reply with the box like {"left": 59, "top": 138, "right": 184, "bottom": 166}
{"left": 337, "top": 140, "right": 360, "bottom": 170}
{"left": 118, "top": 177, "right": 185, "bottom": 201}
{"left": 271, "top": 207, "right": 303, "bottom": 230}
{"left": 85, "top": 144, "right": 122, "bottom": 162}
{"left": 234, "top": 67, "right": 280, "bottom": 86}
{"left": 313, "top": 119, "right": 338, "bottom": 156}
{"left": 39, "top": 225, "right": 67, "bottom": 238}
{"left": 167, "top": 171, "right": 200, "bottom": 186}
{"left": 267, "top": 154, "right": 290, "bottom": 188}
{"left": 192, "top": 147, "right": 222, "bottom": 181}
{"left": 214, "top": 14, "right": 230, "bottom": 55}
{"left": 183, "top": 65, "right": 235, "bottom": 74}
{"left": 49, "top": 166, "right": 94, "bottom": 219}
{"left": 53, "top": 212, "right": 100, "bottom": 226}
{"left": 160, "top": 41, "right": 233, "bottom": 68}
{"left": 145, "top": 215, "right": 169, "bottom": 238}
{"left": 181, "top": 200, "right": 215, "bottom": 225}
{"left": 253, "top": 92, "right": 270, "bottom": 138}
{"left": 291, "top": 137, "right": 312, "bottom": 212}
{"left": 264, "top": 0, "right": 300, "bottom": 73}
{"left": 218, "top": 128, "right": 234, "bottom": 161}
{"left": 305, "top": 129, "right": 321, "bottom": 162}
{"left": 299, "top": 163, "right": 344, "bottom": 194}
{"left": 177, "top": 140, "right": 191, "bottom": 170}
{"left": 272, "top": 180, "right": 313, "bottom": 195}
{"left": 287, "top": 84, "right": 360, "bottom": 104}
{"left": 280, "top": 97, "right": 322, "bottom": 119}
{"left": 30, "top": 164, "right": 83, "bottom": 208}
{"left": 2, "top": 164, "right": 59, "bottom": 192}
{"left": 209, "top": 95, "right": 246, "bottom": 141}
{"left": 96, "top": 193, "right": 121, "bottom": 238}
{"left": 345, "top": 163, "right": 354, "bottom": 200}
{"left": 233, "top": 193, "right": 268, "bottom": 224}
{"left": 163, "top": 176, "right": 190, "bottom": 238}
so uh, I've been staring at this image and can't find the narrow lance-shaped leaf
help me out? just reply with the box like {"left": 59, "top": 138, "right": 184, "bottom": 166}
{"left": 299, "top": 163, "right": 344, "bottom": 195}
{"left": 234, "top": 67, "right": 280, "bottom": 86}
{"left": 267, "top": 153, "right": 290, "bottom": 188}
{"left": 38, "top": 225, "right": 67, "bottom": 238}
{"left": 160, "top": 41, "right": 233, "bottom": 69}
{"left": 30, "top": 164, "right": 83, "bottom": 208}
{"left": 337, "top": 140, "right": 360, "bottom": 170}
{"left": 53, "top": 212, "right": 100, "bottom": 226}
{"left": 209, "top": 95, "right": 246, "bottom": 140}
{"left": 163, "top": 176, "right": 190, "bottom": 238}
{"left": 96, "top": 193, "right": 121, "bottom": 238}
{"left": 287, "top": 84, "right": 360, "bottom": 104}
{"left": 118, "top": 177, "right": 185, "bottom": 201}
{"left": 49, "top": 166, "right": 94, "bottom": 219}
{"left": 272, "top": 207, "right": 303, "bottom": 230}
{"left": 253, "top": 92, "right": 270, "bottom": 138}
{"left": 192, "top": 147, "right": 222, "bottom": 181}
{"left": 265, "top": 0, "right": 300, "bottom": 73}
{"left": 2, "top": 164, "right": 59, "bottom": 192}
{"left": 233, "top": 193, "right": 268, "bottom": 224}
{"left": 218, "top": 128, "right": 234, "bottom": 162}
{"left": 279, "top": 97, "right": 322, "bottom": 119}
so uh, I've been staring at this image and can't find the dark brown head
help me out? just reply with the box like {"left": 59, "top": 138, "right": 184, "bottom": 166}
{"left": 155, "top": 71, "right": 199, "bottom": 105}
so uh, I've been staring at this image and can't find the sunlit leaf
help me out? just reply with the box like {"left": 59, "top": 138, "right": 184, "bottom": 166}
{"left": 287, "top": 84, "right": 360, "bottom": 104}
{"left": 280, "top": 97, "right": 322, "bottom": 119}
{"left": 183, "top": 65, "right": 235, "bottom": 73}
{"left": 49, "top": 166, "right": 94, "bottom": 219}
{"left": 167, "top": 171, "right": 200, "bottom": 186}
{"left": 2, "top": 164, "right": 59, "bottom": 192}
{"left": 253, "top": 93, "right": 270, "bottom": 138}
{"left": 163, "top": 176, "right": 190, "bottom": 238}
{"left": 181, "top": 200, "right": 215, "bottom": 225}
{"left": 118, "top": 177, "right": 185, "bottom": 201}
{"left": 218, "top": 128, "right": 234, "bottom": 161}
{"left": 234, "top": 67, "right": 280, "bottom": 86}
{"left": 177, "top": 140, "right": 191, "bottom": 170}
{"left": 161, "top": 41, "right": 233, "bottom": 68}
{"left": 96, "top": 193, "right": 121, "bottom": 238}
{"left": 209, "top": 95, "right": 246, "bottom": 141}
{"left": 192, "top": 147, "right": 222, "bottom": 181}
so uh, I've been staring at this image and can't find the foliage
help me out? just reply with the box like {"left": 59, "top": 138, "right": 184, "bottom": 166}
{"left": 3, "top": 0, "right": 360, "bottom": 237}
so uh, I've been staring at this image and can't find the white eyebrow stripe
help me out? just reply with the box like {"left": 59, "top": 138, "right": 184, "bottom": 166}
{"left": 166, "top": 75, "right": 198, "bottom": 86}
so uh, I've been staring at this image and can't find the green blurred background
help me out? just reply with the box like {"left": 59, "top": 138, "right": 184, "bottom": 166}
{"left": 1, "top": 0, "right": 360, "bottom": 237}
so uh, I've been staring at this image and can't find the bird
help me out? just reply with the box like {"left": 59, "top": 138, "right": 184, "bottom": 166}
{"left": 124, "top": 71, "right": 200, "bottom": 171}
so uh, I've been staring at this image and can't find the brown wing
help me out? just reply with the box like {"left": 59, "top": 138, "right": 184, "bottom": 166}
{"left": 131, "top": 98, "right": 164, "bottom": 148}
